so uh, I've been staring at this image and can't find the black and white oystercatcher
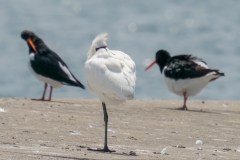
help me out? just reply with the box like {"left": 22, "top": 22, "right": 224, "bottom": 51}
{"left": 145, "top": 50, "right": 224, "bottom": 110}
{"left": 21, "top": 30, "right": 85, "bottom": 101}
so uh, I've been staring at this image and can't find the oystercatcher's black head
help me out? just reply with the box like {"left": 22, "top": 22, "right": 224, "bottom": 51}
{"left": 145, "top": 50, "right": 171, "bottom": 73}
{"left": 21, "top": 30, "right": 34, "bottom": 40}
{"left": 155, "top": 50, "right": 171, "bottom": 73}
{"left": 21, "top": 30, "right": 47, "bottom": 54}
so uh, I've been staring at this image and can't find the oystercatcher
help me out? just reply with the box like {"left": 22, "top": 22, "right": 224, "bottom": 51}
{"left": 85, "top": 33, "right": 136, "bottom": 152}
{"left": 21, "top": 30, "right": 85, "bottom": 101}
{"left": 145, "top": 50, "right": 224, "bottom": 110}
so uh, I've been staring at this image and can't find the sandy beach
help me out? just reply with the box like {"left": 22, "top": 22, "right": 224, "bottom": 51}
{"left": 0, "top": 98, "right": 239, "bottom": 159}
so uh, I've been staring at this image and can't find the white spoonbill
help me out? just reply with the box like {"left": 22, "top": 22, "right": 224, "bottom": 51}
{"left": 145, "top": 50, "right": 224, "bottom": 110}
{"left": 84, "top": 33, "right": 136, "bottom": 152}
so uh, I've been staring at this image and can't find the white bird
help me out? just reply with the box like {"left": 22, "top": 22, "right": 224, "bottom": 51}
{"left": 84, "top": 33, "right": 136, "bottom": 152}
{"left": 145, "top": 50, "right": 224, "bottom": 110}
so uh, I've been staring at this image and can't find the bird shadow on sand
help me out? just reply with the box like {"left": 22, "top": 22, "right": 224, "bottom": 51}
{"left": 86, "top": 149, "right": 137, "bottom": 157}
{"left": 30, "top": 99, "right": 80, "bottom": 105}
{"left": 220, "top": 110, "right": 240, "bottom": 115}
{"left": 0, "top": 150, "right": 89, "bottom": 160}
{"left": 161, "top": 107, "right": 220, "bottom": 114}
{"left": 38, "top": 154, "right": 89, "bottom": 160}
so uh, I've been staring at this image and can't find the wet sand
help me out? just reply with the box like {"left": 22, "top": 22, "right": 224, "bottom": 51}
{"left": 0, "top": 98, "right": 240, "bottom": 159}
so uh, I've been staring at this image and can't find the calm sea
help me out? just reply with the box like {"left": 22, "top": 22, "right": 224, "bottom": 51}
{"left": 0, "top": 0, "right": 239, "bottom": 100}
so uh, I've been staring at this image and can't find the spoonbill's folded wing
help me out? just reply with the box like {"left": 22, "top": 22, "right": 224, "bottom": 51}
{"left": 85, "top": 50, "right": 136, "bottom": 102}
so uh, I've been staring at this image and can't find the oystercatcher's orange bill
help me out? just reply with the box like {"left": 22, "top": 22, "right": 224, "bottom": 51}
{"left": 144, "top": 60, "right": 156, "bottom": 71}
{"left": 27, "top": 38, "right": 38, "bottom": 54}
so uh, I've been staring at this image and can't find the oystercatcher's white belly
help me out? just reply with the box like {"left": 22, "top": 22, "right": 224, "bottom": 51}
{"left": 163, "top": 76, "right": 209, "bottom": 97}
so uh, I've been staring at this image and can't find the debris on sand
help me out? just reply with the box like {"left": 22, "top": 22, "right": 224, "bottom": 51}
{"left": 236, "top": 147, "right": 240, "bottom": 152}
{"left": 223, "top": 148, "right": 231, "bottom": 151}
{"left": 173, "top": 145, "right": 186, "bottom": 148}
{"left": 160, "top": 146, "right": 170, "bottom": 155}
{"left": 129, "top": 151, "right": 136, "bottom": 156}
{"left": 196, "top": 140, "right": 203, "bottom": 145}
{"left": 222, "top": 104, "right": 228, "bottom": 107}
{"left": 0, "top": 108, "right": 5, "bottom": 112}
{"left": 128, "top": 136, "right": 137, "bottom": 140}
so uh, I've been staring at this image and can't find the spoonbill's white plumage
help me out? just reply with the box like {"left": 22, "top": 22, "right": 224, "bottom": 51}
{"left": 84, "top": 33, "right": 136, "bottom": 152}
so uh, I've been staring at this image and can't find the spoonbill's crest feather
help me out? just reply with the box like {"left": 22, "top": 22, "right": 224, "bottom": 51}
{"left": 87, "top": 33, "right": 108, "bottom": 58}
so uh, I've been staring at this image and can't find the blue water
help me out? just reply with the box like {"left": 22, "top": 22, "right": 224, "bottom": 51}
{"left": 0, "top": 0, "right": 239, "bottom": 100}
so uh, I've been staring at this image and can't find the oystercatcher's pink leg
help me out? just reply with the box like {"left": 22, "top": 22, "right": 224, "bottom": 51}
{"left": 45, "top": 86, "right": 53, "bottom": 101}
{"left": 177, "top": 92, "right": 188, "bottom": 110}
{"left": 32, "top": 83, "right": 48, "bottom": 101}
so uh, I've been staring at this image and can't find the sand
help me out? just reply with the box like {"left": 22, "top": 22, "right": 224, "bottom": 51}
{"left": 0, "top": 98, "right": 240, "bottom": 159}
